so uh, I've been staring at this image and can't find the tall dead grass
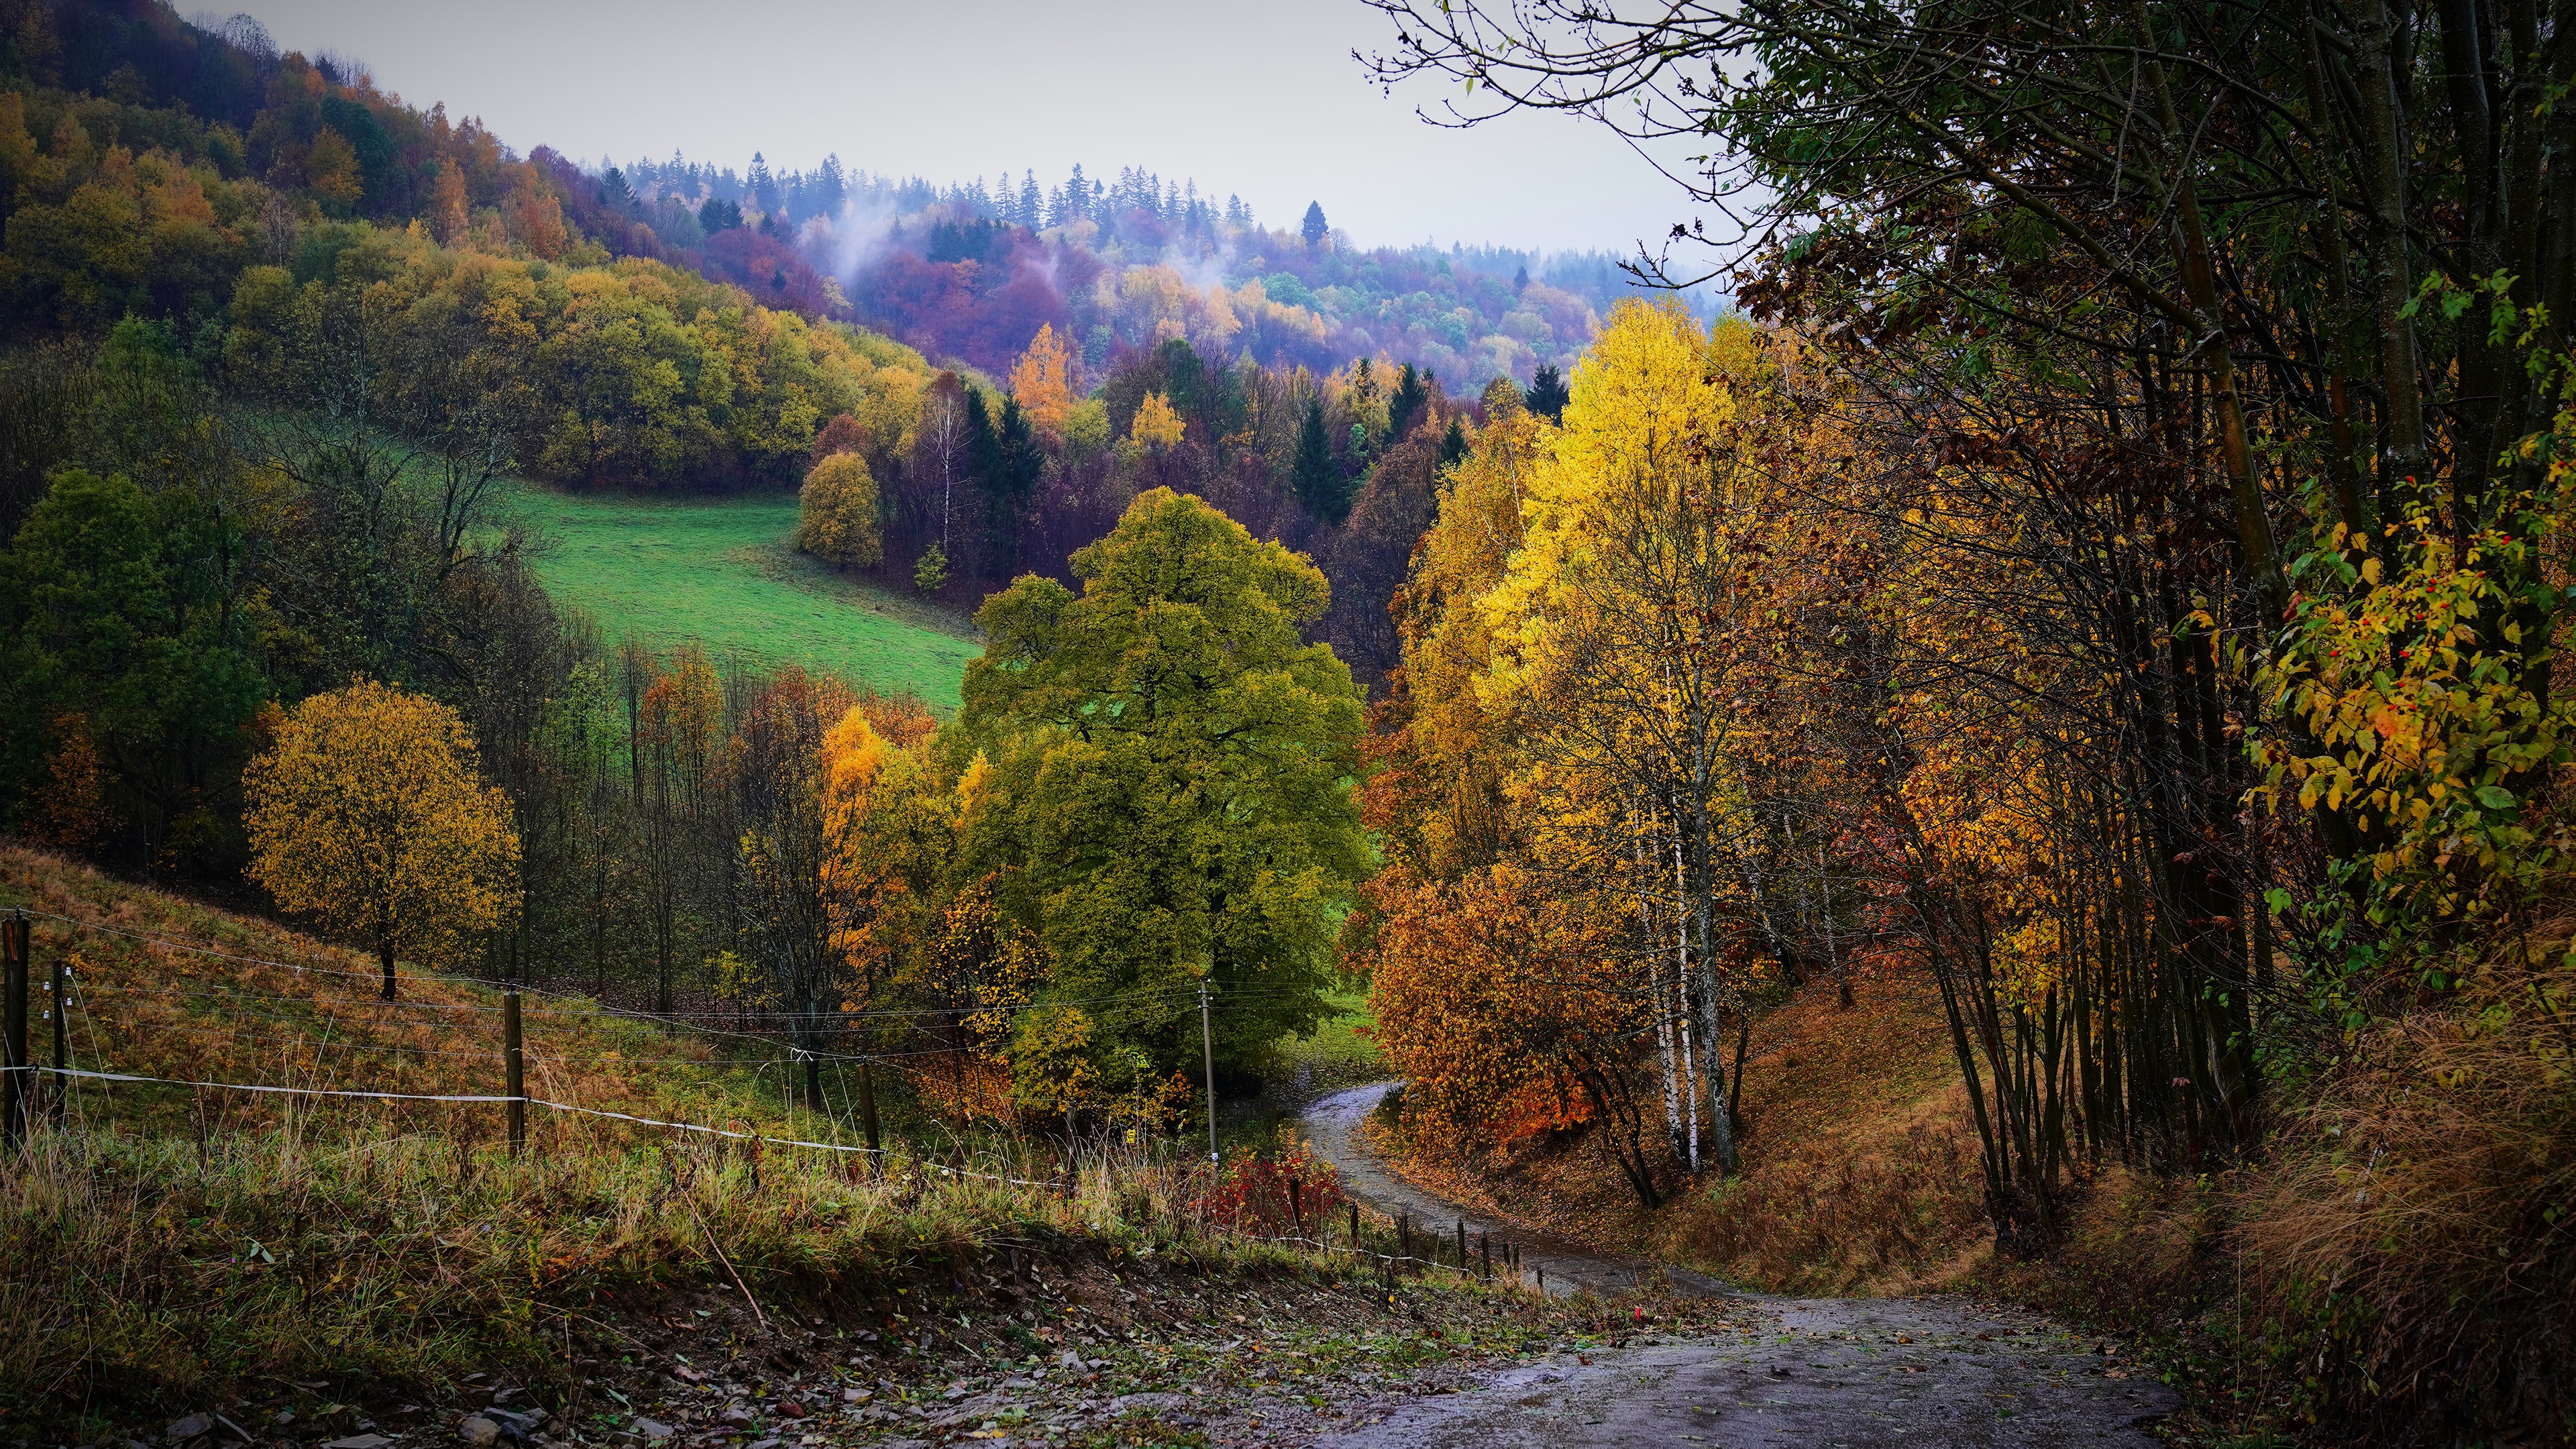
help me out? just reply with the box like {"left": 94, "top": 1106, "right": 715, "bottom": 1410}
{"left": 0, "top": 1116, "right": 1289, "bottom": 1423}
{"left": 1, "top": 844, "right": 867, "bottom": 1141}
{"left": 1668, "top": 1117, "right": 1988, "bottom": 1293}
{"left": 2241, "top": 969, "right": 2576, "bottom": 1443}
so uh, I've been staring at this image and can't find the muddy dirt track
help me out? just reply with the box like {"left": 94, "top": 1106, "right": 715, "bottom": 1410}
{"left": 1299, "top": 1083, "right": 2179, "bottom": 1448}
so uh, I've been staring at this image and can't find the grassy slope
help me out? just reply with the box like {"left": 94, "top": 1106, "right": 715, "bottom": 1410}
{"left": 1372, "top": 975, "right": 1990, "bottom": 1296}
{"left": 0, "top": 849, "right": 1686, "bottom": 1446}
{"left": 500, "top": 482, "right": 981, "bottom": 710}
{"left": 0, "top": 843, "right": 849, "bottom": 1142}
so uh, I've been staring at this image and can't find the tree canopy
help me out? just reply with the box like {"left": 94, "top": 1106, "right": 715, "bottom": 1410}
{"left": 243, "top": 678, "right": 519, "bottom": 998}
{"left": 958, "top": 487, "right": 1369, "bottom": 1089}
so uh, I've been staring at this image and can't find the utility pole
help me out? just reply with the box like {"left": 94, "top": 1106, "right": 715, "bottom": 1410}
{"left": 1199, "top": 980, "right": 1218, "bottom": 1165}
{"left": 3, "top": 909, "right": 27, "bottom": 1147}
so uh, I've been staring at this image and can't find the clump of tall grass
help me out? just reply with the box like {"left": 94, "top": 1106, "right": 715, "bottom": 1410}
{"left": 2241, "top": 966, "right": 2576, "bottom": 1444}
{"left": 0, "top": 1114, "right": 1291, "bottom": 1426}
{"left": 1672, "top": 1118, "right": 1986, "bottom": 1293}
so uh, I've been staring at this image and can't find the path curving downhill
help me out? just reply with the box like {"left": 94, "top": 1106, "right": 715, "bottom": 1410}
{"left": 1296, "top": 1080, "right": 2182, "bottom": 1447}
{"left": 1298, "top": 1081, "right": 1723, "bottom": 1299}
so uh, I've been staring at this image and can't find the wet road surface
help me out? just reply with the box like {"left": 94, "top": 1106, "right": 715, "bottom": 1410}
{"left": 1297, "top": 1081, "right": 2180, "bottom": 1446}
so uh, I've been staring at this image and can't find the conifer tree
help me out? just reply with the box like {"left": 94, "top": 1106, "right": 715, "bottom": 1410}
{"left": 1301, "top": 200, "right": 1328, "bottom": 250}
{"left": 1389, "top": 362, "right": 1428, "bottom": 441}
{"left": 1293, "top": 394, "right": 1346, "bottom": 521}
{"left": 1525, "top": 362, "right": 1570, "bottom": 423}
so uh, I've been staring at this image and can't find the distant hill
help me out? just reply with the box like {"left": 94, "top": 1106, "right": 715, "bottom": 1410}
{"left": 610, "top": 153, "right": 1721, "bottom": 384}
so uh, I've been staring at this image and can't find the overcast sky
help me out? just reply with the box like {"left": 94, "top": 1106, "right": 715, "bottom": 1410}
{"left": 213, "top": 0, "right": 1700, "bottom": 256}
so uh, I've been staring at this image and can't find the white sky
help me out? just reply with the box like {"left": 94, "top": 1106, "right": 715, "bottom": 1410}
{"left": 215, "top": 0, "right": 1703, "bottom": 256}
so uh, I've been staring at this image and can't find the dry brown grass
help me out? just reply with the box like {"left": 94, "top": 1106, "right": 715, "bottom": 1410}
{"left": 1378, "top": 976, "right": 1990, "bottom": 1295}
{"left": 0, "top": 850, "right": 1415, "bottom": 1432}
{"left": 0, "top": 845, "right": 853, "bottom": 1144}
{"left": 2235, "top": 975, "right": 2576, "bottom": 1444}
{"left": 1650, "top": 976, "right": 1988, "bottom": 1293}
{"left": 0, "top": 1113, "right": 1311, "bottom": 1428}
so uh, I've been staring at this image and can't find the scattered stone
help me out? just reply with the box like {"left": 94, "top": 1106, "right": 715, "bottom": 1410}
{"left": 459, "top": 1419, "right": 501, "bottom": 1448}
{"left": 165, "top": 1417, "right": 212, "bottom": 1444}
{"left": 715, "top": 1408, "right": 753, "bottom": 1428}
{"left": 323, "top": 1436, "right": 393, "bottom": 1449}
{"left": 629, "top": 1421, "right": 674, "bottom": 1442}
{"left": 744, "top": 1440, "right": 779, "bottom": 1449}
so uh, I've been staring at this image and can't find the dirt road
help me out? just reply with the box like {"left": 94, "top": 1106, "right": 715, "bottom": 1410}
{"left": 1297, "top": 1082, "right": 2180, "bottom": 1447}
{"left": 1297, "top": 1081, "right": 1724, "bottom": 1299}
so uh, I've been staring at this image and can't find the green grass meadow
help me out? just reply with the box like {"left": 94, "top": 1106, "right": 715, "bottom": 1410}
{"left": 498, "top": 481, "right": 980, "bottom": 709}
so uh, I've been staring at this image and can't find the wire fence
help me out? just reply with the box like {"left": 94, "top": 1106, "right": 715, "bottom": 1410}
{"left": 0, "top": 903, "right": 1543, "bottom": 1292}
{"left": 0, "top": 1056, "right": 1532, "bottom": 1286}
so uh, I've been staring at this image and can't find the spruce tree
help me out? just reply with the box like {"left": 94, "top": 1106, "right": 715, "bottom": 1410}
{"left": 1440, "top": 415, "right": 1468, "bottom": 468}
{"left": 1293, "top": 396, "right": 1347, "bottom": 522}
{"left": 1301, "top": 201, "right": 1328, "bottom": 250}
{"left": 1388, "top": 363, "right": 1428, "bottom": 441}
{"left": 1525, "top": 362, "right": 1571, "bottom": 423}
{"left": 983, "top": 396, "right": 1043, "bottom": 577}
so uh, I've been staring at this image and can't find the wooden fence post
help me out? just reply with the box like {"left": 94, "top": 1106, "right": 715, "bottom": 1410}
{"left": 858, "top": 1058, "right": 881, "bottom": 1157}
{"left": 1288, "top": 1178, "right": 1303, "bottom": 1242}
{"left": 1348, "top": 1200, "right": 1359, "bottom": 1260}
{"left": 1456, "top": 1220, "right": 1466, "bottom": 1269}
{"left": 503, "top": 988, "right": 525, "bottom": 1157}
{"left": 1481, "top": 1232, "right": 1491, "bottom": 1279}
{"left": 49, "top": 949, "right": 66, "bottom": 1123}
{"left": 3, "top": 909, "right": 28, "bottom": 1147}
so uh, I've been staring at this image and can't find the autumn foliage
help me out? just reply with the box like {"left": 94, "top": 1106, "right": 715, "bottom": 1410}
{"left": 242, "top": 680, "right": 519, "bottom": 998}
{"left": 797, "top": 452, "right": 883, "bottom": 568}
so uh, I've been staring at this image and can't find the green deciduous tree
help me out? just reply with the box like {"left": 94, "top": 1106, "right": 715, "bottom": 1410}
{"left": 957, "top": 487, "right": 1369, "bottom": 1092}
{"left": 796, "top": 452, "right": 882, "bottom": 568}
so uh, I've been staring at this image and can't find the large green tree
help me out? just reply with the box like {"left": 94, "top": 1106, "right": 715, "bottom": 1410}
{"left": 957, "top": 487, "right": 1370, "bottom": 1088}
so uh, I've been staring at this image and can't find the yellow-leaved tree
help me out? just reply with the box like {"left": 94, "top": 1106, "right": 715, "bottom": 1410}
{"left": 1008, "top": 322, "right": 1077, "bottom": 440}
{"left": 1130, "top": 390, "right": 1185, "bottom": 450}
{"left": 797, "top": 452, "right": 883, "bottom": 568}
{"left": 244, "top": 680, "right": 521, "bottom": 999}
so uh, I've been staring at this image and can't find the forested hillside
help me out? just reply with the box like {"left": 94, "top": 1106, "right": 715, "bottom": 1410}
{"left": 609, "top": 150, "right": 1674, "bottom": 386}
{"left": 25, "top": 0, "right": 2576, "bottom": 1442}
